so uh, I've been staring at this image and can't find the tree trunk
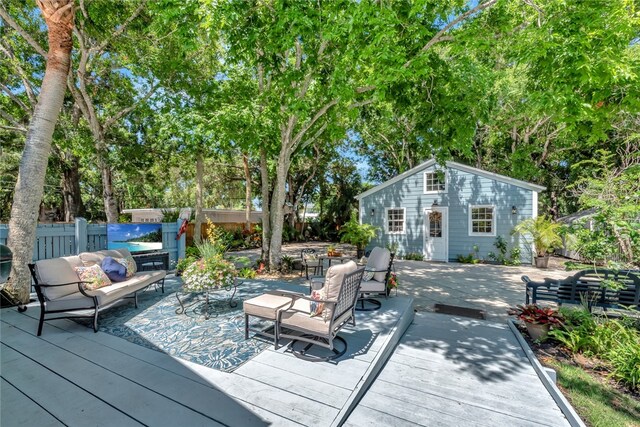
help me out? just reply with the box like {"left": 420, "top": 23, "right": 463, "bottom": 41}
{"left": 194, "top": 152, "right": 204, "bottom": 244}
{"left": 242, "top": 153, "right": 252, "bottom": 231}
{"left": 61, "top": 152, "right": 85, "bottom": 222}
{"left": 95, "top": 142, "right": 119, "bottom": 223}
{"left": 5, "top": 0, "right": 74, "bottom": 304}
{"left": 260, "top": 146, "right": 271, "bottom": 264}
{"left": 268, "top": 150, "right": 290, "bottom": 269}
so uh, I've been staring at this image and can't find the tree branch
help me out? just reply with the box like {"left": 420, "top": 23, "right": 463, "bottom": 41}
{"left": 405, "top": 0, "right": 498, "bottom": 67}
{"left": 0, "top": 83, "right": 31, "bottom": 115}
{"left": 298, "top": 122, "right": 328, "bottom": 152}
{"left": 0, "top": 6, "right": 48, "bottom": 58}
{"left": 0, "top": 110, "right": 27, "bottom": 132}
{"left": 103, "top": 80, "right": 160, "bottom": 130}
{"left": 91, "top": 1, "right": 147, "bottom": 55}
{"left": 290, "top": 99, "right": 338, "bottom": 148}
{"left": 0, "top": 41, "right": 37, "bottom": 107}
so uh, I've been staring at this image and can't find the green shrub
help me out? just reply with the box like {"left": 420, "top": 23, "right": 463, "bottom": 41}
{"left": 238, "top": 267, "right": 257, "bottom": 279}
{"left": 280, "top": 255, "right": 295, "bottom": 273}
{"left": 404, "top": 252, "right": 424, "bottom": 261}
{"left": 160, "top": 209, "right": 181, "bottom": 222}
{"left": 185, "top": 246, "right": 201, "bottom": 258}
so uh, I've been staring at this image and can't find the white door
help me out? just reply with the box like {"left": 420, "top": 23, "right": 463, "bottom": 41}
{"left": 424, "top": 207, "right": 448, "bottom": 262}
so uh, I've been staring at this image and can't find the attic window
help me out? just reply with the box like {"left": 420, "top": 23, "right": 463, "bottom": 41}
{"left": 424, "top": 171, "right": 446, "bottom": 193}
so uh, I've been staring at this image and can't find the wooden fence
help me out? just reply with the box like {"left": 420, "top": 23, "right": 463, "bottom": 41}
{"left": 0, "top": 218, "right": 185, "bottom": 266}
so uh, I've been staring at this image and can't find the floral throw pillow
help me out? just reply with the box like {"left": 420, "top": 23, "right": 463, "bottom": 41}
{"left": 75, "top": 265, "right": 112, "bottom": 290}
{"left": 309, "top": 289, "right": 325, "bottom": 317}
{"left": 116, "top": 256, "right": 137, "bottom": 278}
{"left": 362, "top": 267, "right": 376, "bottom": 282}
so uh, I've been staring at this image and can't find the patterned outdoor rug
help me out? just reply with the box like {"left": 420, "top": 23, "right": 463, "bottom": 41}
{"left": 76, "top": 277, "right": 300, "bottom": 372}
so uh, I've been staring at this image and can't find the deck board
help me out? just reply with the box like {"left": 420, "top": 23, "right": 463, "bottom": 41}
{"left": 345, "top": 312, "right": 571, "bottom": 427}
{"left": 0, "top": 378, "right": 65, "bottom": 427}
{"left": 1, "top": 290, "right": 414, "bottom": 427}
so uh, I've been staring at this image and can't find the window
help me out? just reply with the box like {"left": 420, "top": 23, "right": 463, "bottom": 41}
{"left": 386, "top": 208, "right": 405, "bottom": 234}
{"left": 469, "top": 205, "right": 495, "bottom": 236}
{"left": 424, "top": 171, "right": 446, "bottom": 193}
{"left": 428, "top": 211, "right": 442, "bottom": 237}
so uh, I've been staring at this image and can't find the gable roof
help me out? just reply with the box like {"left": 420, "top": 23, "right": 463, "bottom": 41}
{"left": 356, "top": 159, "right": 546, "bottom": 200}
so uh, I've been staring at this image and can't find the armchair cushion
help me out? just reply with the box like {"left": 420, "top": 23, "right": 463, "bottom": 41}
{"left": 323, "top": 261, "right": 358, "bottom": 320}
{"left": 366, "top": 247, "right": 391, "bottom": 282}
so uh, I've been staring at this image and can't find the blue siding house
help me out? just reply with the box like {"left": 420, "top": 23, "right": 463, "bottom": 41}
{"left": 356, "top": 160, "right": 545, "bottom": 264}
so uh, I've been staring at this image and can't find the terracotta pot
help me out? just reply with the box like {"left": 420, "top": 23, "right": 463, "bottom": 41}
{"left": 525, "top": 322, "right": 550, "bottom": 341}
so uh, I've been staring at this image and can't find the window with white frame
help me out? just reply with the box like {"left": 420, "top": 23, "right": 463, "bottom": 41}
{"left": 423, "top": 171, "right": 446, "bottom": 193}
{"left": 469, "top": 205, "right": 495, "bottom": 236}
{"left": 386, "top": 208, "right": 405, "bottom": 234}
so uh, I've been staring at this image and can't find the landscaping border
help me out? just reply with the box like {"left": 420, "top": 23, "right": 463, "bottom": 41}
{"left": 507, "top": 319, "right": 586, "bottom": 427}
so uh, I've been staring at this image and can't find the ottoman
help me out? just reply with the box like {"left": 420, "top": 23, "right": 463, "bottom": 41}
{"left": 244, "top": 293, "right": 293, "bottom": 348}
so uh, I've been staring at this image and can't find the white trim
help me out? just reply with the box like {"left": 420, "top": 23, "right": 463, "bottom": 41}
{"left": 468, "top": 204, "right": 497, "bottom": 237}
{"left": 423, "top": 170, "right": 447, "bottom": 194}
{"left": 423, "top": 207, "right": 449, "bottom": 262}
{"left": 532, "top": 191, "right": 538, "bottom": 219}
{"left": 356, "top": 159, "right": 545, "bottom": 200}
{"left": 384, "top": 207, "right": 406, "bottom": 235}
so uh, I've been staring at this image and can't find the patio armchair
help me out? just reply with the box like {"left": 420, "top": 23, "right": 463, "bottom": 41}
{"left": 300, "top": 248, "right": 323, "bottom": 279}
{"left": 357, "top": 247, "right": 394, "bottom": 311}
{"left": 277, "top": 261, "right": 364, "bottom": 361}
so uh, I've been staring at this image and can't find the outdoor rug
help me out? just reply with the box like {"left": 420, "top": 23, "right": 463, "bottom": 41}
{"left": 75, "top": 277, "right": 302, "bottom": 372}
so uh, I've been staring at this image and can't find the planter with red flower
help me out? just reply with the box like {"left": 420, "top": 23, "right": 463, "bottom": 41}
{"left": 507, "top": 304, "right": 564, "bottom": 341}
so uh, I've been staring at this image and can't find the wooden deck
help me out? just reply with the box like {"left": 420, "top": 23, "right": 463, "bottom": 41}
{"left": 0, "top": 294, "right": 414, "bottom": 426}
{"left": 345, "top": 312, "right": 571, "bottom": 427}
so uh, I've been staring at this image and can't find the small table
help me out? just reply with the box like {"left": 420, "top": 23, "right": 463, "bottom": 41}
{"left": 318, "top": 255, "right": 356, "bottom": 268}
{"left": 176, "top": 280, "right": 239, "bottom": 319}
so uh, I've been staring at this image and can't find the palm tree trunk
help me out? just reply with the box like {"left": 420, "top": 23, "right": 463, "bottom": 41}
{"left": 5, "top": 0, "right": 74, "bottom": 304}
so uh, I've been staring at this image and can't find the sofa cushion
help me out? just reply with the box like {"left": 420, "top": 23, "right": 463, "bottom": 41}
{"left": 79, "top": 251, "right": 108, "bottom": 267}
{"left": 34, "top": 256, "right": 84, "bottom": 300}
{"left": 101, "top": 257, "right": 127, "bottom": 282}
{"left": 366, "top": 247, "right": 390, "bottom": 282}
{"left": 45, "top": 292, "right": 96, "bottom": 312}
{"left": 117, "top": 255, "right": 137, "bottom": 278}
{"left": 86, "top": 270, "right": 165, "bottom": 306}
{"left": 75, "top": 265, "right": 112, "bottom": 290}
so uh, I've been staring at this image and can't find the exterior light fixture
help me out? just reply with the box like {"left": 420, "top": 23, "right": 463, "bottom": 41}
{"left": 370, "top": 208, "right": 375, "bottom": 217}
{"left": 432, "top": 200, "right": 439, "bottom": 207}
{"left": 512, "top": 205, "right": 517, "bottom": 215}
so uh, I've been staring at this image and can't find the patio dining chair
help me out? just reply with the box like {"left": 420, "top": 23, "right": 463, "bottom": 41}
{"left": 276, "top": 261, "right": 364, "bottom": 361}
{"left": 300, "top": 248, "right": 323, "bottom": 279}
{"left": 357, "top": 247, "right": 394, "bottom": 311}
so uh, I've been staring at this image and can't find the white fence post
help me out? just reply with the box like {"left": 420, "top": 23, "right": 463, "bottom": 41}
{"left": 75, "top": 218, "right": 87, "bottom": 254}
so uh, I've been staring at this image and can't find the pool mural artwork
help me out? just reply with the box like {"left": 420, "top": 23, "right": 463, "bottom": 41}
{"left": 107, "top": 223, "right": 163, "bottom": 253}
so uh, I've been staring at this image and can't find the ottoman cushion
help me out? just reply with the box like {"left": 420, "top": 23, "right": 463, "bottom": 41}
{"left": 244, "top": 294, "right": 293, "bottom": 320}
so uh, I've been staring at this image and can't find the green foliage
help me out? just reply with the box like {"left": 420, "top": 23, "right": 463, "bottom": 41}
{"left": 176, "top": 256, "right": 197, "bottom": 274}
{"left": 280, "top": 255, "right": 295, "bottom": 274}
{"left": 385, "top": 242, "right": 399, "bottom": 254}
{"left": 545, "top": 358, "right": 640, "bottom": 427}
{"left": 160, "top": 209, "right": 181, "bottom": 223}
{"left": 404, "top": 253, "right": 424, "bottom": 261}
{"left": 512, "top": 216, "right": 563, "bottom": 258}
{"left": 339, "top": 211, "right": 379, "bottom": 250}
{"left": 485, "top": 236, "right": 520, "bottom": 265}
{"left": 237, "top": 267, "right": 257, "bottom": 279}
{"left": 549, "top": 307, "right": 640, "bottom": 390}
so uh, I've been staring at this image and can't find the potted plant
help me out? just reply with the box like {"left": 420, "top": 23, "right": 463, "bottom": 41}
{"left": 339, "top": 211, "right": 379, "bottom": 258}
{"left": 181, "top": 224, "right": 237, "bottom": 291}
{"left": 512, "top": 216, "right": 563, "bottom": 268}
{"left": 507, "top": 304, "right": 564, "bottom": 341}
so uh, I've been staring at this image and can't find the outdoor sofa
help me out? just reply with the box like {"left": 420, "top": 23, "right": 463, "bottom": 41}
{"left": 28, "top": 248, "right": 166, "bottom": 335}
